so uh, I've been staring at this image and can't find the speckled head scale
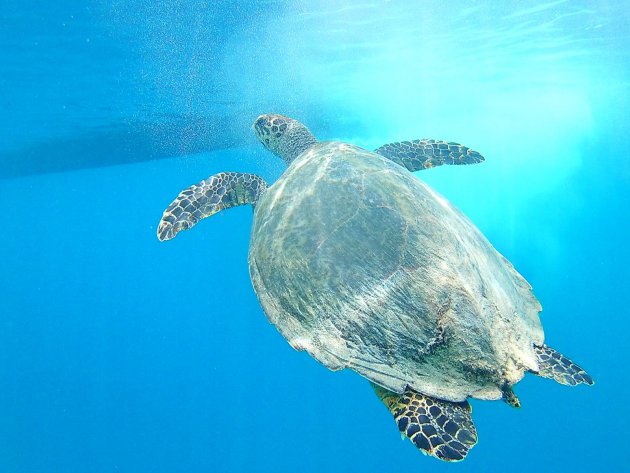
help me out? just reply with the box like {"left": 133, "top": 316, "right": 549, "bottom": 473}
{"left": 253, "top": 114, "right": 318, "bottom": 165}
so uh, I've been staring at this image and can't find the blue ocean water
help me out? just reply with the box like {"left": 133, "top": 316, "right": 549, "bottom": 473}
{"left": 1, "top": 1, "right": 628, "bottom": 472}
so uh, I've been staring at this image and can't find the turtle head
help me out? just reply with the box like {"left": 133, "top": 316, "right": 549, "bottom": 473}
{"left": 253, "top": 114, "right": 318, "bottom": 165}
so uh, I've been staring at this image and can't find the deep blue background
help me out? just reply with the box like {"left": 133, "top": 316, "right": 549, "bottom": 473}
{"left": 1, "top": 1, "right": 628, "bottom": 472}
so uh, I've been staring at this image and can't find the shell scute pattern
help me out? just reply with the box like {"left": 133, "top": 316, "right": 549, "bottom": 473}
{"left": 251, "top": 141, "right": 545, "bottom": 402}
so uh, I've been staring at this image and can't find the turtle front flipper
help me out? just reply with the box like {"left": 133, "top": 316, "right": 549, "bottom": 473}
{"left": 532, "top": 344, "right": 594, "bottom": 386}
{"left": 375, "top": 139, "right": 484, "bottom": 172}
{"left": 372, "top": 383, "right": 477, "bottom": 462}
{"left": 157, "top": 172, "right": 268, "bottom": 241}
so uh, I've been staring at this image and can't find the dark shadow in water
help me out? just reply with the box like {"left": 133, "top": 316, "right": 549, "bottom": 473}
{"left": 0, "top": 115, "right": 252, "bottom": 179}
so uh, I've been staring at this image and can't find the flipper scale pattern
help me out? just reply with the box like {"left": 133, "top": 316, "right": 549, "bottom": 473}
{"left": 157, "top": 172, "right": 268, "bottom": 241}
{"left": 375, "top": 139, "right": 484, "bottom": 172}
{"left": 376, "top": 386, "right": 478, "bottom": 462}
{"left": 533, "top": 344, "right": 594, "bottom": 386}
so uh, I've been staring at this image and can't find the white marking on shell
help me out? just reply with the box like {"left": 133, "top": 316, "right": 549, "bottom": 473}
{"left": 290, "top": 337, "right": 310, "bottom": 351}
{"left": 423, "top": 182, "right": 454, "bottom": 212}
{"left": 268, "top": 179, "right": 287, "bottom": 210}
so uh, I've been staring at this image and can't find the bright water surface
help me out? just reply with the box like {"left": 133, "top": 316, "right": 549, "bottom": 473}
{"left": 1, "top": 1, "right": 628, "bottom": 472}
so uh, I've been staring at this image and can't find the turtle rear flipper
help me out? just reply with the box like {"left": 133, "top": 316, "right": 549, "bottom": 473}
{"left": 157, "top": 172, "right": 268, "bottom": 241}
{"left": 372, "top": 384, "right": 478, "bottom": 462}
{"left": 532, "top": 344, "right": 594, "bottom": 386}
{"left": 375, "top": 139, "right": 484, "bottom": 172}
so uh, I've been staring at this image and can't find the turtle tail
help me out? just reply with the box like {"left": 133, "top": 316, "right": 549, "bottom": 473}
{"left": 157, "top": 172, "right": 268, "bottom": 241}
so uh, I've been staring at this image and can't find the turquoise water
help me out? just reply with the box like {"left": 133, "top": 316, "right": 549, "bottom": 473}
{"left": 1, "top": 1, "right": 628, "bottom": 471}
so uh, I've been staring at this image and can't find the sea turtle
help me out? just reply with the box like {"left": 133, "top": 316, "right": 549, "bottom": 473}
{"left": 156, "top": 114, "right": 593, "bottom": 462}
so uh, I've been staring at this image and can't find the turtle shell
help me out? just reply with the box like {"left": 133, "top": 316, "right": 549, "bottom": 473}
{"left": 248, "top": 141, "right": 543, "bottom": 402}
